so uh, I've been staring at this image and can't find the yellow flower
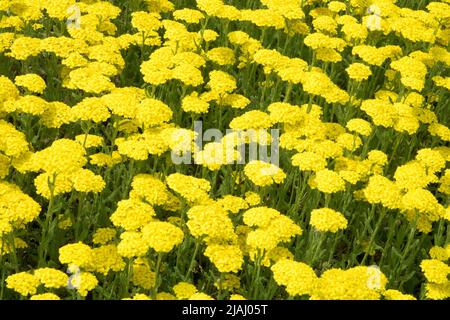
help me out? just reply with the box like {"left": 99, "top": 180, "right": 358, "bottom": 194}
{"left": 134, "top": 98, "right": 173, "bottom": 128}
{"left": 416, "top": 148, "right": 446, "bottom": 173}
{"left": 187, "top": 204, "right": 237, "bottom": 244}
{"left": 428, "top": 123, "right": 450, "bottom": 142}
{"left": 367, "top": 150, "right": 388, "bottom": 166}
{"left": 181, "top": 92, "right": 210, "bottom": 113}
{"left": 352, "top": 45, "right": 402, "bottom": 67}
{"left": 156, "top": 292, "right": 176, "bottom": 300}
{"left": 0, "top": 237, "right": 27, "bottom": 256}
{"left": 117, "top": 231, "right": 149, "bottom": 258}
{"left": 346, "top": 63, "right": 372, "bottom": 81}
{"left": 188, "top": 292, "right": 214, "bottom": 300}
{"left": 313, "top": 16, "right": 338, "bottom": 34}
{"left": 111, "top": 199, "right": 155, "bottom": 231}
{"left": 313, "top": 266, "right": 387, "bottom": 300}
{"left": 91, "top": 245, "right": 125, "bottom": 275}
{"left": 30, "top": 293, "right": 61, "bottom": 300}
{"left": 243, "top": 207, "right": 282, "bottom": 228}
{"left": 131, "top": 11, "right": 161, "bottom": 33}
{"left": 75, "top": 134, "right": 104, "bottom": 148}
{"left": 268, "top": 102, "right": 305, "bottom": 125}
{"left": 216, "top": 195, "right": 249, "bottom": 214}
{"left": 72, "top": 97, "right": 111, "bottom": 123}
{"left": 328, "top": 1, "right": 347, "bottom": 13}
{"left": 394, "top": 162, "right": 436, "bottom": 191}
{"left": 363, "top": 175, "right": 401, "bottom": 209}
{"left": 132, "top": 260, "right": 155, "bottom": 290}
{"left": 336, "top": 133, "right": 362, "bottom": 151}
{"left": 199, "top": 30, "right": 218, "bottom": 43}
{"left": 6, "top": 272, "right": 40, "bottom": 296}
{"left": 383, "top": 289, "right": 416, "bottom": 300}
{"left": 172, "top": 64, "right": 204, "bottom": 86}
{"left": 70, "top": 168, "right": 106, "bottom": 193}
{"left": 230, "top": 111, "right": 272, "bottom": 130}
{"left": 292, "top": 152, "right": 327, "bottom": 172}
{"left": 166, "top": 173, "right": 211, "bottom": 204}
{"left": 244, "top": 207, "right": 302, "bottom": 252}
{"left": 391, "top": 56, "right": 427, "bottom": 91}
{"left": 207, "top": 47, "right": 235, "bottom": 66}
{"left": 71, "top": 272, "right": 98, "bottom": 297}
{"left": 8, "top": 37, "right": 42, "bottom": 60}
{"left": 123, "top": 293, "right": 151, "bottom": 300}
{"left": 173, "top": 8, "right": 205, "bottom": 24}
{"left": 221, "top": 93, "right": 251, "bottom": 109}
{"left": 214, "top": 274, "right": 241, "bottom": 291}
{"left": 41, "top": 102, "right": 74, "bottom": 128}
{"left": 429, "top": 246, "right": 449, "bottom": 261}
{"left": 310, "top": 169, "right": 346, "bottom": 194}
{"left": 304, "top": 32, "right": 346, "bottom": 52}
{"left": 230, "top": 294, "right": 247, "bottom": 300}
{"left": 33, "top": 268, "right": 68, "bottom": 289}
{"left": 244, "top": 191, "right": 261, "bottom": 206}
{"left": 310, "top": 208, "right": 348, "bottom": 233}
{"left": 207, "top": 70, "right": 237, "bottom": 95}
{"left": 142, "top": 221, "right": 184, "bottom": 253}
{"left": 346, "top": 118, "right": 373, "bottom": 136}
{"left": 59, "top": 242, "right": 94, "bottom": 269}
{"left": 173, "top": 282, "right": 198, "bottom": 299}
{"left": 129, "top": 174, "right": 171, "bottom": 206}
{"left": 271, "top": 259, "right": 317, "bottom": 297}
{"left": 15, "top": 74, "right": 46, "bottom": 93}
{"left": 421, "top": 259, "right": 450, "bottom": 284}
{"left": 424, "top": 282, "right": 450, "bottom": 300}
{"left": 0, "top": 181, "right": 41, "bottom": 234}
{"left": 204, "top": 244, "right": 243, "bottom": 273}
{"left": 244, "top": 161, "right": 286, "bottom": 187}
{"left": 92, "top": 228, "right": 116, "bottom": 245}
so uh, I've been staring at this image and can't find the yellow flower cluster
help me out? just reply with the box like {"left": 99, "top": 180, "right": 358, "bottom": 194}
{"left": 6, "top": 272, "right": 40, "bottom": 296}
{"left": 132, "top": 259, "right": 155, "bottom": 290}
{"left": 244, "top": 207, "right": 302, "bottom": 259}
{"left": 173, "top": 282, "right": 198, "bottom": 299}
{"left": 14, "top": 74, "right": 46, "bottom": 94}
{"left": 271, "top": 259, "right": 317, "bottom": 297}
{"left": 421, "top": 246, "right": 450, "bottom": 300}
{"left": 346, "top": 63, "right": 372, "bottom": 81}
{"left": 204, "top": 244, "right": 243, "bottom": 273}
{"left": 244, "top": 160, "right": 286, "bottom": 187}
{"left": 361, "top": 147, "right": 447, "bottom": 233}
{"left": 167, "top": 173, "right": 211, "bottom": 204}
{"left": 142, "top": 221, "right": 184, "bottom": 253}
{"left": 310, "top": 208, "right": 348, "bottom": 233}
{"left": 0, "top": 0, "right": 448, "bottom": 302}
{"left": 0, "top": 237, "right": 27, "bottom": 256}
{"left": 187, "top": 204, "right": 237, "bottom": 244}
{"left": 0, "top": 181, "right": 41, "bottom": 234}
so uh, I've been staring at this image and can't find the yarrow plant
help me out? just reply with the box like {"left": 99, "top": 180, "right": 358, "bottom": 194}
{"left": 0, "top": 0, "right": 449, "bottom": 301}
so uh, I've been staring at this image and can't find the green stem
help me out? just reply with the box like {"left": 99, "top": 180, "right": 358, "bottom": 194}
{"left": 250, "top": 251, "right": 263, "bottom": 299}
{"left": 152, "top": 253, "right": 163, "bottom": 299}
{"left": 308, "top": 232, "right": 325, "bottom": 266}
{"left": 361, "top": 208, "right": 386, "bottom": 265}
{"left": 283, "top": 83, "right": 293, "bottom": 102}
{"left": 185, "top": 239, "right": 200, "bottom": 281}
{"left": 37, "top": 174, "right": 56, "bottom": 267}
